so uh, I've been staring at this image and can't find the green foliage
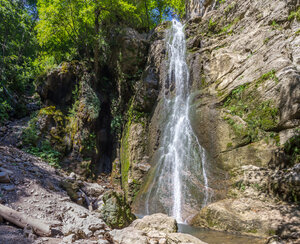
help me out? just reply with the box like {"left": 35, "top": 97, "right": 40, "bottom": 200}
{"left": 264, "top": 37, "right": 270, "bottom": 45}
{"left": 22, "top": 107, "right": 64, "bottom": 167}
{"left": 25, "top": 140, "right": 62, "bottom": 168}
{"left": 110, "top": 97, "right": 123, "bottom": 137}
{"left": 251, "top": 183, "right": 262, "bottom": 191}
{"left": 255, "top": 70, "right": 278, "bottom": 86}
{"left": 270, "top": 20, "right": 281, "bottom": 30}
{"left": 81, "top": 133, "right": 96, "bottom": 153}
{"left": 288, "top": 7, "right": 300, "bottom": 21}
{"left": 22, "top": 112, "right": 39, "bottom": 147}
{"left": 223, "top": 73, "right": 280, "bottom": 143}
{"left": 149, "top": 0, "right": 185, "bottom": 23}
{"left": 111, "top": 115, "right": 123, "bottom": 136}
{"left": 35, "top": 0, "right": 185, "bottom": 69}
{"left": 284, "top": 133, "right": 300, "bottom": 165}
{"left": 79, "top": 74, "right": 101, "bottom": 121}
{"left": 220, "top": 17, "right": 239, "bottom": 34}
{"left": 68, "top": 71, "right": 100, "bottom": 123}
{"left": 236, "top": 181, "right": 246, "bottom": 191}
{"left": 226, "top": 142, "right": 233, "bottom": 149}
{"left": 0, "top": 87, "right": 13, "bottom": 122}
{"left": 207, "top": 15, "right": 239, "bottom": 36}
{"left": 247, "top": 229, "right": 258, "bottom": 234}
{"left": 208, "top": 18, "right": 218, "bottom": 32}
{"left": 0, "top": 0, "right": 38, "bottom": 122}
{"left": 224, "top": 2, "right": 236, "bottom": 15}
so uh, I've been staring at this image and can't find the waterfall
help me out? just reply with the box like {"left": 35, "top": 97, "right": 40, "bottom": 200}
{"left": 143, "top": 19, "right": 211, "bottom": 223}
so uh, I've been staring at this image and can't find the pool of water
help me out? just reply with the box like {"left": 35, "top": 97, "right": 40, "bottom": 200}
{"left": 178, "top": 224, "right": 265, "bottom": 244}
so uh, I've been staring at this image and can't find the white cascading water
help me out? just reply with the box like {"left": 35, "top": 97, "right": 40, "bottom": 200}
{"left": 144, "top": 19, "right": 211, "bottom": 223}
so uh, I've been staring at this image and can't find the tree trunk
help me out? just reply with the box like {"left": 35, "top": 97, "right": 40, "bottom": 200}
{"left": 0, "top": 204, "right": 52, "bottom": 237}
{"left": 94, "top": 7, "right": 101, "bottom": 84}
{"left": 144, "top": 0, "right": 150, "bottom": 31}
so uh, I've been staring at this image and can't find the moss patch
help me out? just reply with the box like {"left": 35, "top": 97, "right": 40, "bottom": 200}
{"left": 22, "top": 106, "right": 65, "bottom": 167}
{"left": 284, "top": 133, "right": 300, "bottom": 165}
{"left": 120, "top": 121, "right": 131, "bottom": 198}
{"left": 119, "top": 98, "right": 148, "bottom": 199}
{"left": 288, "top": 7, "right": 300, "bottom": 21}
{"left": 222, "top": 71, "right": 279, "bottom": 143}
{"left": 100, "top": 190, "right": 136, "bottom": 229}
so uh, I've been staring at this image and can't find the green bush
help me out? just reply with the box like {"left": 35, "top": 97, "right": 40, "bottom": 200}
{"left": 0, "top": 97, "right": 13, "bottom": 123}
{"left": 25, "top": 140, "right": 62, "bottom": 168}
{"left": 284, "top": 133, "right": 300, "bottom": 165}
{"left": 22, "top": 110, "right": 62, "bottom": 168}
{"left": 288, "top": 7, "right": 300, "bottom": 21}
{"left": 22, "top": 112, "right": 39, "bottom": 147}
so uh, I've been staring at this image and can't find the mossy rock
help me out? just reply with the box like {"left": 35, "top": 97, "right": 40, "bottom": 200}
{"left": 61, "top": 180, "right": 80, "bottom": 202}
{"left": 99, "top": 190, "right": 136, "bottom": 229}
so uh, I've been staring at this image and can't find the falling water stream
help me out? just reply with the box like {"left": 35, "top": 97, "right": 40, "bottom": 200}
{"left": 134, "top": 18, "right": 265, "bottom": 243}
{"left": 143, "top": 19, "right": 211, "bottom": 223}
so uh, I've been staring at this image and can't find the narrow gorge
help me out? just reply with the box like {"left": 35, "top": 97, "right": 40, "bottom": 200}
{"left": 0, "top": 0, "right": 299, "bottom": 243}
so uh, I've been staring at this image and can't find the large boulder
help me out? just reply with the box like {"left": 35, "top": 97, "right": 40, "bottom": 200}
{"left": 110, "top": 227, "right": 148, "bottom": 244}
{"left": 190, "top": 197, "right": 300, "bottom": 240}
{"left": 191, "top": 198, "right": 280, "bottom": 236}
{"left": 99, "top": 190, "right": 136, "bottom": 229}
{"left": 110, "top": 214, "right": 207, "bottom": 244}
{"left": 130, "top": 213, "right": 177, "bottom": 233}
{"left": 36, "top": 62, "right": 80, "bottom": 108}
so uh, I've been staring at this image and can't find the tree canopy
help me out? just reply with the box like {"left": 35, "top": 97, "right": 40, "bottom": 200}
{"left": 0, "top": 0, "right": 185, "bottom": 122}
{"left": 35, "top": 0, "right": 186, "bottom": 65}
{"left": 0, "top": 0, "right": 38, "bottom": 120}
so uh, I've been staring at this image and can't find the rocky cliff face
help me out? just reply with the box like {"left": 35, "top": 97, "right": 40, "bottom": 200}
{"left": 186, "top": 0, "right": 299, "bottom": 170}
{"left": 20, "top": 27, "right": 150, "bottom": 177}
{"left": 183, "top": 0, "right": 300, "bottom": 242}
{"left": 115, "top": 0, "right": 300, "bottom": 242}
{"left": 114, "top": 23, "right": 170, "bottom": 202}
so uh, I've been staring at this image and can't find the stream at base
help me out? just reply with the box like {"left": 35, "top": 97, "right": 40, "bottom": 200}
{"left": 178, "top": 224, "right": 265, "bottom": 244}
{"left": 135, "top": 214, "right": 265, "bottom": 244}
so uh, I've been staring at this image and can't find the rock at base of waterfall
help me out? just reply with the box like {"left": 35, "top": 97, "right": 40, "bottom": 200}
{"left": 111, "top": 227, "right": 148, "bottom": 244}
{"left": 130, "top": 213, "right": 177, "bottom": 233}
{"left": 191, "top": 197, "right": 300, "bottom": 240}
{"left": 110, "top": 213, "right": 207, "bottom": 244}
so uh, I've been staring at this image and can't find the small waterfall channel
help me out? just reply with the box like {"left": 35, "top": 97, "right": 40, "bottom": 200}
{"left": 143, "top": 19, "right": 211, "bottom": 223}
